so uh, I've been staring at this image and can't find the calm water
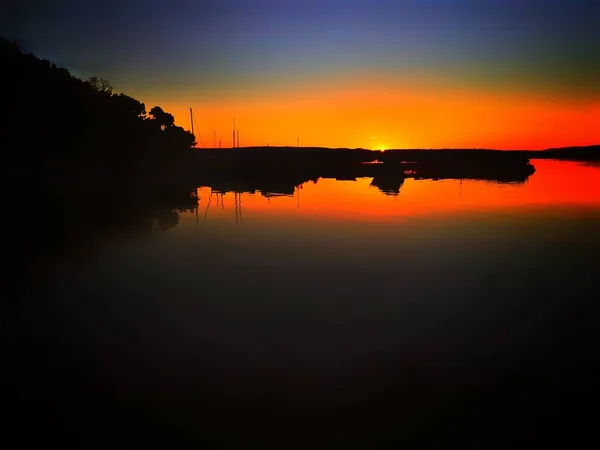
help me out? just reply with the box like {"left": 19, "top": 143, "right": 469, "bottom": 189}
{"left": 17, "top": 160, "right": 600, "bottom": 446}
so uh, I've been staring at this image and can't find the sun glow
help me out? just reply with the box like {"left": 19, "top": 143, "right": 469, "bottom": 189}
{"left": 141, "top": 76, "right": 600, "bottom": 150}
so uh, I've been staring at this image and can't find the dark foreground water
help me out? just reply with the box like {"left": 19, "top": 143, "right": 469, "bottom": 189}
{"left": 10, "top": 160, "right": 600, "bottom": 447}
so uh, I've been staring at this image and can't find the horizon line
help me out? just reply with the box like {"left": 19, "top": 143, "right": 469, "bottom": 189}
{"left": 190, "top": 144, "right": 600, "bottom": 152}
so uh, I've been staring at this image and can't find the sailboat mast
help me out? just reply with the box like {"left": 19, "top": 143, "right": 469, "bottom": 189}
{"left": 190, "top": 108, "right": 194, "bottom": 135}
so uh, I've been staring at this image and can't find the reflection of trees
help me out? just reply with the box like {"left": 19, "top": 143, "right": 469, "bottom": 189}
{"left": 154, "top": 209, "right": 180, "bottom": 232}
{"left": 10, "top": 163, "right": 198, "bottom": 281}
{"left": 370, "top": 176, "right": 405, "bottom": 196}
{"left": 189, "top": 149, "right": 536, "bottom": 198}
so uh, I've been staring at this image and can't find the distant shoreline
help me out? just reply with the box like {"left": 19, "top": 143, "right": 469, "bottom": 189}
{"left": 190, "top": 144, "right": 600, "bottom": 161}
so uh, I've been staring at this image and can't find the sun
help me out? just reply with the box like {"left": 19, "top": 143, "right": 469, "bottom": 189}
{"left": 375, "top": 144, "right": 388, "bottom": 151}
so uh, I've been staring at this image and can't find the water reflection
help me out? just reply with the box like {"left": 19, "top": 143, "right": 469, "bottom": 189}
{"left": 190, "top": 148, "right": 536, "bottom": 200}
{"left": 14, "top": 159, "right": 600, "bottom": 446}
{"left": 195, "top": 160, "right": 600, "bottom": 223}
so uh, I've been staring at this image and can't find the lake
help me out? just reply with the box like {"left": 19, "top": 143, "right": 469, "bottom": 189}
{"left": 14, "top": 159, "right": 600, "bottom": 446}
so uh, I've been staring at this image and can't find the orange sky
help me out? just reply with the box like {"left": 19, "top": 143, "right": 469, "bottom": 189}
{"left": 13, "top": 0, "right": 599, "bottom": 151}
{"left": 140, "top": 77, "right": 600, "bottom": 150}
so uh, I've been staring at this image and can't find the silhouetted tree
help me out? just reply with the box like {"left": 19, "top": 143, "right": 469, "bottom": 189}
{"left": 149, "top": 106, "right": 175, "bottom": 130}
{"left": 87, "top": 76, "right": 113, "bottom": 94}
{"left": 1, "top": 36, "right": 197, "bottom": 160}
{"left": 112, "top": 93, "right": 146, "bottom": 118}
{"left": 164, "top": 125, "right": 197, "bottom": 149}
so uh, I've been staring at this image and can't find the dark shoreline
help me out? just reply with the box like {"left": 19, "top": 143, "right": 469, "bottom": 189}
{"left": 188, "top": 144, "right": 600, "bottom": 160}
{"left": 176, "top": 145, "right": 538, "bottom": 195}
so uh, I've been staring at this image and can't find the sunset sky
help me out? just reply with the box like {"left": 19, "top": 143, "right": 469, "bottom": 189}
{"left": 3, "top": 0, "right": 600, "bottom": 149}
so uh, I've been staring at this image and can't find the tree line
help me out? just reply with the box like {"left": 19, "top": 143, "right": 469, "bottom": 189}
{"left": 0, "top": 37, "right": 196, "bottom": 163}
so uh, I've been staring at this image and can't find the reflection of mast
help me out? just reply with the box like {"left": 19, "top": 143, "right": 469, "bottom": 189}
{"left": 195, "top": 190, "right": 200, "bottom": 238}
{"left": 204, "top": 189, "right": 213, "bottom": 220}
{"left": 460, "top": 178, "right": 463, "bottom": 197}
{"left": 233, "top": 191, "right": 241, "bottom": 223}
